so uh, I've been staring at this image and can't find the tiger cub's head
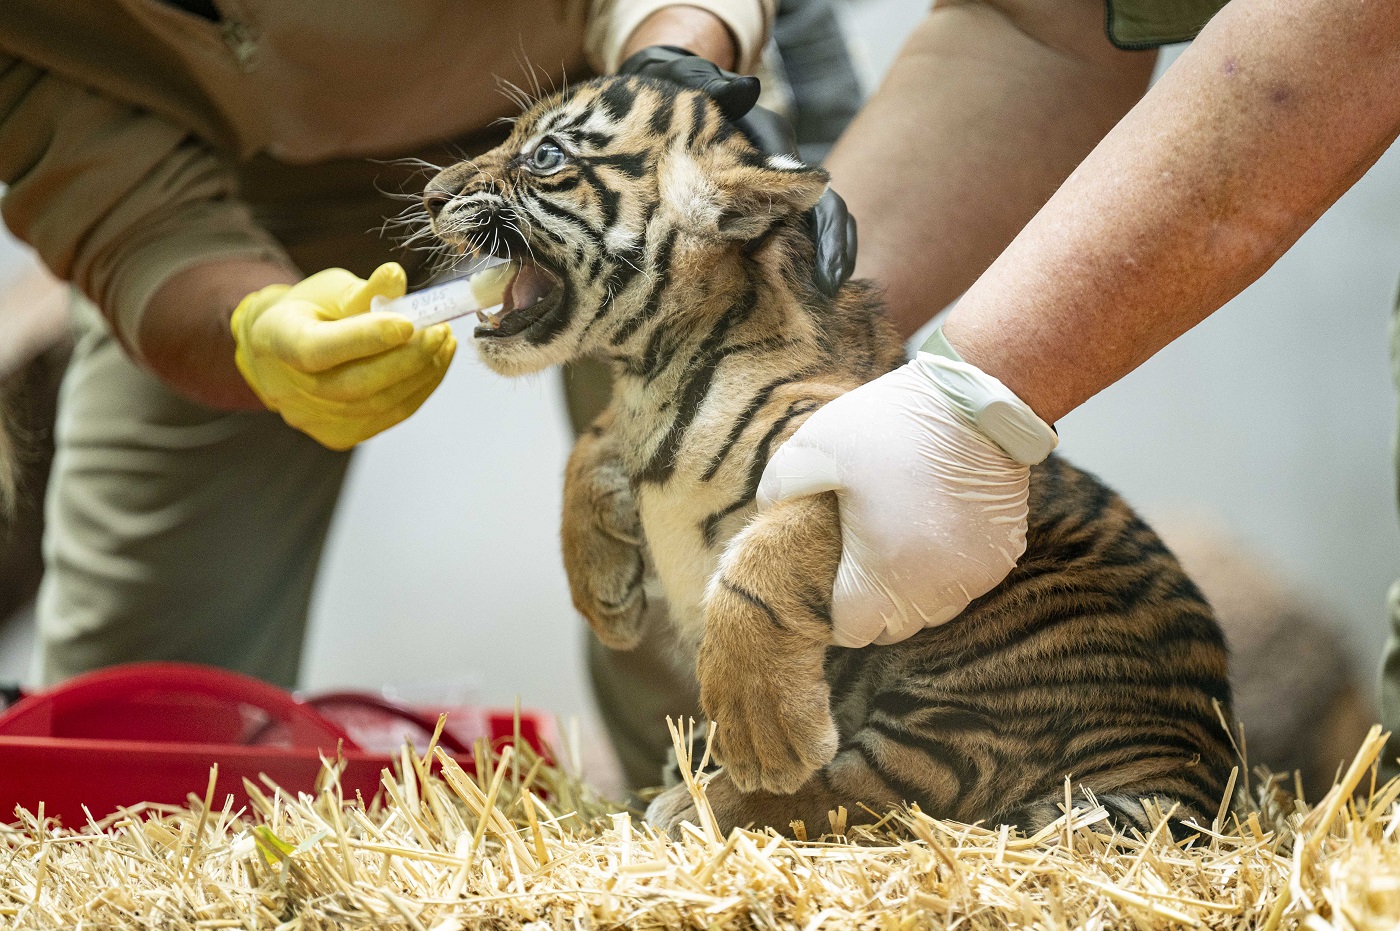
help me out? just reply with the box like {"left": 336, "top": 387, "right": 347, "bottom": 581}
{"left": 423, "top": 76, "right": 830, "bottom": 376}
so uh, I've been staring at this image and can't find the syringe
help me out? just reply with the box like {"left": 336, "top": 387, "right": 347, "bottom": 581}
{"left": 370, "top": 258, "right": 516, "bottom": 330}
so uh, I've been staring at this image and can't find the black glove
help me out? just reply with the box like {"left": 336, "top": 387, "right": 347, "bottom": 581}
{"left": 617, "top": 44, "right": 761, "bottom": 120}
{"left": 619, "top": 45, "right": 858, "bottom": 297}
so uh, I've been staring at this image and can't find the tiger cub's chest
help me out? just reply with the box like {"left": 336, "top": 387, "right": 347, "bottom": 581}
{"left": 636, "top": 479, "right": 756, "bottom": 652}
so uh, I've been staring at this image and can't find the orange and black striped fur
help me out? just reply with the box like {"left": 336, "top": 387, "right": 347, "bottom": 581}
{"left": 424, "top": 76, "right": 1235, "bottom": 838}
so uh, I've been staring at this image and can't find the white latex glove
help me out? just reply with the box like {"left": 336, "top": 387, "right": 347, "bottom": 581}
{"left": 756, "top": 349, "right": 1057, "bottom": 648}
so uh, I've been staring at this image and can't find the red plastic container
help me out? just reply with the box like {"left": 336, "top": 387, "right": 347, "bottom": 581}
{"left": 0, "top": 662, "right": 550, "bottom": 826}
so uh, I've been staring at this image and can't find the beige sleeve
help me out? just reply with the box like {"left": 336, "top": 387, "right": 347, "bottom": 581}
{"left": 585, "top": 0, "right": 776, "bottom": 74}
{"left": 0, "top": 54, "right": 291, "bottom": 361}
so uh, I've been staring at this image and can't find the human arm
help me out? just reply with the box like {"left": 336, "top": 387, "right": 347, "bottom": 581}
{"left": 0, "top": 54, "right": 453, "bottom": 440}
{"left": 590, "top": 1, "right": 778, "bottom": 74}
{"left": 824, "top": 0, "right": 1157, "bottom": 339}
{"left": 762, "top": 0, "right": 1400, "bottom": 645}
{"left": 110, "top": 255, "right": 455, "bottom": 442}
{"left": 942, "top": 0, "right": 1400, "bottom": 422}
{"left": 619, "top": 5, "right": 741, "bottom": 71}
{"left": 139, "top": 259, "right": 293, "bottom": 410}
{"left": 0, "top": 53, "right": 295, "bottom": 409}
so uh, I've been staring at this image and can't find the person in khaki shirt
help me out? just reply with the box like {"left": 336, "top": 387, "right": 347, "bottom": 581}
{"left": 0, "top": 3, "right": 778, "bottom": 780}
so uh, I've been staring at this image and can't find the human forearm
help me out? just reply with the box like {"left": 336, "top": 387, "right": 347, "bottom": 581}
{"left": 943, "top": 0, "right": 1400, "bottom": 423}
{"left": 621, "top": 5, "right": 739, "bottom": 70}
{"left": 599, "top": 0, "right": 779, "bottom": 74}
{"left": 826, "top": 0, "right": 1156, "bottom": 338}
{"left": 139, "top": 258, "right": 296, "bottom": 411}
{"left": 0, "top": 52, "right": 301, "bottom": 413}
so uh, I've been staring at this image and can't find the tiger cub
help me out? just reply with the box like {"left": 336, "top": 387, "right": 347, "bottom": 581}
{"left": 423, "top": 76, "right": 1235, "bottom": 838}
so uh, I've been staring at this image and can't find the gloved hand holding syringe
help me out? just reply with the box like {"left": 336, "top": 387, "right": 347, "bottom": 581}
{"left": 370, "top": 258, "right": 516, "bottom": 330}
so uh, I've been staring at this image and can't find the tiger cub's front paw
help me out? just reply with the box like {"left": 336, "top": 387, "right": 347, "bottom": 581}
{"left": 697, "top": 572, "right": 839, "bottom": 795}
{"left": 705, "top": 672, "right": 834, "bottom": 795}
{"left": 563, "top": 466, "right": 648, "bottom": 650}
{"left": 693, "top": 493, "right": 844, "bottom": 797}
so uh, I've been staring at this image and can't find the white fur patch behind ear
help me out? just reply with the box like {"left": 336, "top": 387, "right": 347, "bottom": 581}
{"left": 766, "top": 154, "right": 805, "bottom": 171}
{"left": 661, "top": 150, "right": 722, "bottom": 232}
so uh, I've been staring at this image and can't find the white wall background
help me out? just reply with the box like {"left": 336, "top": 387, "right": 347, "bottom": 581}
{"left": 3, "top": 2, "right": 1398, "bottom": 782}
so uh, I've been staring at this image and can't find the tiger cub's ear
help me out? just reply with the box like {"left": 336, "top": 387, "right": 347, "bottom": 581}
{"left": 712, "top": 156, "right": 829, "bottom": 241}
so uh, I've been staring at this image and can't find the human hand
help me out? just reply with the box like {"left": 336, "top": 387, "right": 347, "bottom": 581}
{"left": 618, "top": 45, "right": 857, "bottom": 296}
{"left": 230, "top": 263, "right": 456, "bottom": 450}
{"left": 756, "top": 346, "right": 1057, "bottom": 647}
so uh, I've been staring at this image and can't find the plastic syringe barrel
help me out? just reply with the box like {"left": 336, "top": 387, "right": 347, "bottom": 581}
{"left": 370, "top": 278, "right": 504, "bottom": 330}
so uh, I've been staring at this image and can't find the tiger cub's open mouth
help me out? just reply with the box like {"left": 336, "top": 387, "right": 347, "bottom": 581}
{"left": 473, "top": 260, "right": 564, "bottom": 339}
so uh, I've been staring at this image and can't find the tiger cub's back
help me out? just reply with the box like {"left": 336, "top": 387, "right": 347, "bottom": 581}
{"left": 824, "top": 450, "right": 1236, "bottom": 829}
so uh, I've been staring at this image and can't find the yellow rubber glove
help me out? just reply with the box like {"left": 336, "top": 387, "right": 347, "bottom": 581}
{"left": 231, "top": 263, "right": 456, "bottom": 451}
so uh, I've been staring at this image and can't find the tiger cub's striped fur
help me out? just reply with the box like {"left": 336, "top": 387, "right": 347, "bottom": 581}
{"left": 425, "top": 76, "right": 1235, "bottom": 837}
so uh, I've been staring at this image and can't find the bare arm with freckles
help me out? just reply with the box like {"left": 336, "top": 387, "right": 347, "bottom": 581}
{"left": 825, "top": 0, "right": 1158, "bottom": 340}
{"left": 621, "top": 6, "right": 740, "bottom": 71}
{"left": 830, "top": 0, "right": 1400, "bottom": 420}
{"left": 940, "top": 0, "right": 1400, "bottom": 422}
{"left": 141, "top": 259, "right": 295, "bottom": 410}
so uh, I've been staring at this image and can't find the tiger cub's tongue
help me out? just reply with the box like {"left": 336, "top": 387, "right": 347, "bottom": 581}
{"left": 507, "top": 263, "right": 554, "bottom": 313}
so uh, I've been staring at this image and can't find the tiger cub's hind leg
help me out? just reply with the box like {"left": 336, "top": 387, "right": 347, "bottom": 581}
{"left": 698, "top": 493, "right": 844, "bottom": 795}
{"left": 562, "top": 416, "right": 648, "bottom": 650}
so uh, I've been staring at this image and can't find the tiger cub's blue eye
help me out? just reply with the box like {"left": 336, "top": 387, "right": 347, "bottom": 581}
{"left": 528, "top": 139, "right": 566, "bottom": 173}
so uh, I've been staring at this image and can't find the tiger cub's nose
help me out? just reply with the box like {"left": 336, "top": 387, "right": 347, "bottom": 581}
{"left": 423, "top": 190, "right": 453, "bottom": 219}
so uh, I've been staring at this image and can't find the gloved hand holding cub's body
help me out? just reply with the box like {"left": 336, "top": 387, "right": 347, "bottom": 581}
{"left": 758, "top": 341, "right": 1058, "bottom": 647}
{"left": 230, "top": 263, "right": 456, "bottom": 451}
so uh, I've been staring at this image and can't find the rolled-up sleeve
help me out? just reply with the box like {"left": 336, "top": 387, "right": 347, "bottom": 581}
{"left": 586, "top": 0, "right": 777, "bottom": 75}
{"left": 0, "top": 54, "right": 291, "bottom": 361}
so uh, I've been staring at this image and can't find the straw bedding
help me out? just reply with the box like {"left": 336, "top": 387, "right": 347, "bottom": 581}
{"left": 3, "top": 719, "right": 1399, "bottom": 930}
